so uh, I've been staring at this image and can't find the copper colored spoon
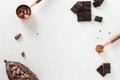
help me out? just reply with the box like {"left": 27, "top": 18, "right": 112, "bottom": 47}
{"left": 16, "top": 0, "right": 41, "bottom": 20}
{"left": 96, "top": 33, "right": 120, "bottom": 53}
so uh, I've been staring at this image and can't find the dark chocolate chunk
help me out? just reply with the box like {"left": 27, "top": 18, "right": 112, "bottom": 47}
{"left": 4, "top": 60, "right": 39, "bottom": 80}
{"left": 94, "top": 16, "right": 103, "bottom": 22}
{"left": 93, "top": 1, "right": 100, "bottom": 7}
{"left": 71, "top": 1, "right": 91, "bottom": 22}
{"left": 93, "top": 0, "right": 104, "bottom": 7}
{"left": 97, "top": 65, "right": 106, "bottom": 77}
{"left": 77, "top": 1, "right": 91, "bottom": 21}
{"left": 103, "top": 63, "right": 111, "bottom": 73}
{"left": 71, "top": 2, "right": 84, "bottom": 13}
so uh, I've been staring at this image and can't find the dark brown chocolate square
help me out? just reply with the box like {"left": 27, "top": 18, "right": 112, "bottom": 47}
{"left": 94, "top": 16, "right": 103, "bottom": 22}
{"left": 97, "top": 65, "right": 107, "bottom": 77}
{"left": 77, "top": 1, "right": 91, "bottom": 21}
{"left": 71, "top": 1, "right": 91, "bottom": 22}
{"left": 103, "top": 63, "right": 111, "bottom": 73}
{"left": 93, "top": 1, "right": 100, "bottom": 7}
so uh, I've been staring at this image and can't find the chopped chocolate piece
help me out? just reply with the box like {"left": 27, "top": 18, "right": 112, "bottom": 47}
{"left": 71, "top": 1, "right": 91, "bottom": 22}
{"left": 103, "top": 63, "right": 111, "bottom": 73}
{"left": 94, "top": 16, "right": 103, "bottom": 22}
{"left": 93, "top": 1, "right": 100, "bottom": 7}
{"left": 4, "top": 60, "right": 39, "bottom": 80}
{"left": 71, "top": 2, "right": 84, "bottom": 13}
{"left": 77, "top": 1, "right": 91, "bottom": 21}
{"left": 93, "top": 0, "right": 104, "bottom": 7}
{"left": 97, "top": 65, "right": 106, "bottom": 77}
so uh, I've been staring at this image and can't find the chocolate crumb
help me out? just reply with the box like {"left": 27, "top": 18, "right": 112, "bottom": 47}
{"left": 21, "top": 52, "right": 25, "bottom": 57}
{"left": 36, "top": 33, "right": 39, "bottom": 35}
{"left": 108, "top": 32, "right": 111, "bottom": 34}
{"left": 99, "top": 30, "right": 102, "bottom": 32}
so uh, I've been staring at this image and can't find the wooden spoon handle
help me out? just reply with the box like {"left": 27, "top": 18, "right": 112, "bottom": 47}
{"left": 110, "top": 33, "right": 120, "bottom": 43}
{"left": 30, "top": 0, "right": 42, "bottom": 7}
{"left": 36, "top": 0, "right": 41, "bottom": 3}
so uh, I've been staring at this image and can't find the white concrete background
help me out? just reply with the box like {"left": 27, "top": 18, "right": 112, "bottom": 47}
{"left": 0, "top": 0, "right": 120, "bottom": 80}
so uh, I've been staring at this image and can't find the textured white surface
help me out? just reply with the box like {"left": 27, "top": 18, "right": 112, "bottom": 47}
{"left": 0, "top": 0, "right": 120, "bottom": 80}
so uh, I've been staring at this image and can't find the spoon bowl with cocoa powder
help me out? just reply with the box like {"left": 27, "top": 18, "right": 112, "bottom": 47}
{"left": 95, "top": 33, "right": 120, "bottom": 53}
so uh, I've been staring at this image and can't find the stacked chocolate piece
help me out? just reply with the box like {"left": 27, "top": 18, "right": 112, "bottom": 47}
{"left": 97, "top": 63, "right": 111, "bottom": 77}
{"left": 71, "top": 1, "right": 91, "bottom": 21}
